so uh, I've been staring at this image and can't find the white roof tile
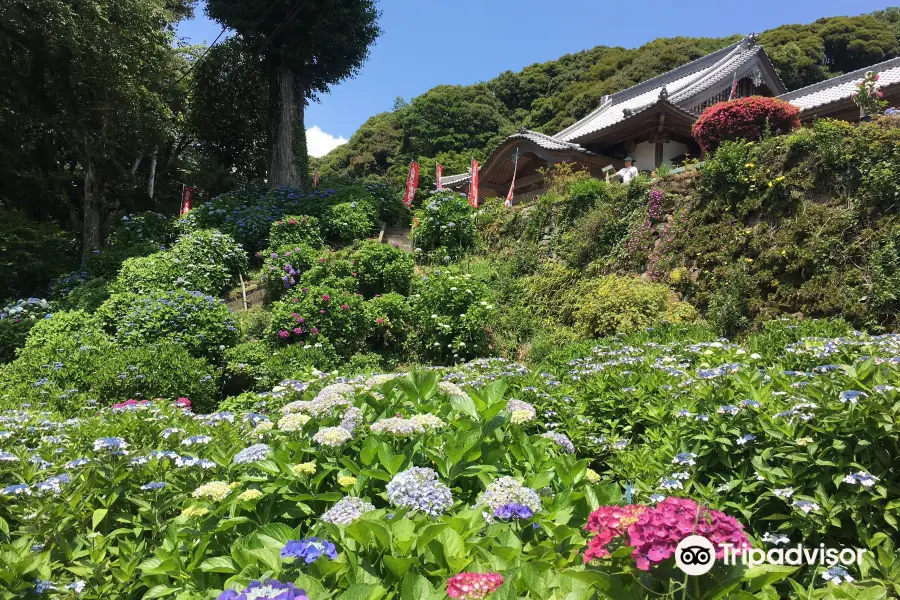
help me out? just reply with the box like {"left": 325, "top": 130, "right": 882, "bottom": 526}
{"left": 779, "top": 57, "right": 900, "bottom": 112}
{"left": 555, "top": 38, "right": 775, "bottom": 143}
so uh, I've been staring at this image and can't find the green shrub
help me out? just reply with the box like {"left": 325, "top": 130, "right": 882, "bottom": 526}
{"left": 111, "top": 252, "right": 178, "bottom": 294}
{"left": 367, "top": 181, "right": 411, "bottom": 227}
{"left": 706, "top": 264, "right": 752, "bottom": 337}
{"left": 53, "top": 277, "right": 111, "bottom": 312}
{"left": 366, "top": 292, "right": 413, "bottom": 358}
{"left": 351, "top": 240, "right": 414, "bottom": 297}
{"left": 106, "top": 212, "right": 176, "bottom": 249}
{"left": 297, "top": 253, "right": 358, "bottom": 291}
{"left": 342, "top": 352, "right": 384, "bottom": 374}
{"left": 88, "top": 344, "right": 219, "bottom": 413}
{"left": 0, "top": 210, "right": 78, "bottom": 301}
{"left": 269, "top": 215, "right": 323, "bottom": 249}
{"left": 322, "top": 202, "right": 377, "bottom": 244}
{"left": 97, "top": 290, "right": 238, "bottom": 360}
{"left": 260, "top": 244, "right": 320, "bottom": 300}
{"left": 0, "top": 298, "right": 53, "bottom": 363}
{"left": 267, "top": 286, "right": 370, "bottom": 357}
{"left": 407, "top": 269, "right": 494, "bottom": 363}
{"left": 169, "top": 229, "right": 247, "bottom": 294}
{"left": 411, "top": 190, "right": 476, "bottom": 260}
{"left": 236, "top": 306, "right": 273, "bottom": 341}
{"left": 84, "top": 241, "right": 164, "bottom": 280}
{"left": 570, "top": 275, "right": 689, "bottom": 337}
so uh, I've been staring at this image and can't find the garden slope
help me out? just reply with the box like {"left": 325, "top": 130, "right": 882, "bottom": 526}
{"left": 474, "top": 116, "right": 900, "bottom": 337}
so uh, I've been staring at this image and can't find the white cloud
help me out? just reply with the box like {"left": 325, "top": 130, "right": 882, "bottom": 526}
{"left": 306, "top": 125, "right": 347, "bottom": 158}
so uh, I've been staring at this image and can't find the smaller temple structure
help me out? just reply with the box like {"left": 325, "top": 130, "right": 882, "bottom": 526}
{"left": 779, "top": 56, "right": 900, "bottom": 122}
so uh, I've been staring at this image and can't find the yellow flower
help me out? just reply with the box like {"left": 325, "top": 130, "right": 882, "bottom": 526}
{"left": 252, "top": 421, "right": 274, "bottom": 437}
{"left": 745, "top": 258, "right": 753, "bottom": 263}
{"left": 338, "top": 475, "right": 357, "bottom": 487}
{"left": 291, "top": 461, "right": 316, "bottom": 476}
{"left": 768, "top": 181, "right": 774, "bottom": 188}
{"left": 745, "top": 162, "right": 755, "bottom": 168}
{"left": 796, "top": 437, "right": 814, "bottom": 446}
{"left": 192, "top": 481, "right": 240, "bottom": 502}
{"left": 775, "top": 176, "right": 786, "bottom": 182}
{"left": 278, "top": 413, "right": 311, "bottom": 432}
{"left": 781, "top": 249, "right": 787, "bottom": 256}
{"left": 180, "top": 505, "right": 209, "bottom": 519}
{"left": 237, "top": 489, "right": 263, "bottom": 502}
{"left": 585, "top": 469, "right": 601, "bottom": 484}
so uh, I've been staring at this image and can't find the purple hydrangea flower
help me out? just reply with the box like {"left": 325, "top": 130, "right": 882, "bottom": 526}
{"left": 281, "top": 538, "right": 337, "bottom": 564}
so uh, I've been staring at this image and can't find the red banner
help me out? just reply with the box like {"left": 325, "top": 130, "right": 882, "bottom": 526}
{"left": 403, "top": 161, "right": 419, "bottom": 207}
{"left": 313, "top": 169, "right": 319, "bottom": 189}
{"left": 180, "top": 185, "right": 194, "bottom": 215}
{"left": 468, "top": 159, "right": 479, "bottom": 208}
{"left": 436, "top": 163, "right": 443, "bottom": 190}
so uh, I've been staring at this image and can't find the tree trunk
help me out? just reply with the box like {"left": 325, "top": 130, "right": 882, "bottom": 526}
{"left": 268, "top": 65, "right": 309, "bottom": 192}
{"left": 82, "top": 159, "right": 102, "bottom": 261}
{"left": 147, "top": 150, "right": 157, "bottom": 198}
{"left": 268, "top": 66, "right": 300, "bottom": 188}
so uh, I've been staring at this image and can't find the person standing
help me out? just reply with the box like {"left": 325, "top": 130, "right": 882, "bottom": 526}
{"left": 616, "top": 157, "right": 639, "bottom": 183}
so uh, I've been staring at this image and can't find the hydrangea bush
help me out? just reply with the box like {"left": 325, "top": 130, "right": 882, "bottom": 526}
{"left": 411, "top": 190, "right": 477, "bottom": 261}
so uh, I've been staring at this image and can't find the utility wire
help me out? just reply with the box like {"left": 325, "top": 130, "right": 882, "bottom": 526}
{"left": 172, "top": 25, "right": 228, "bottom": 87}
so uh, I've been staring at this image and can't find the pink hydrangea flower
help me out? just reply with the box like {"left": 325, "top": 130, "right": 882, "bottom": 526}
{"left": 627, "top": 497, "right": 749, "bottom": 570}
{"left": 278, "top": 330, "right": 290, "bottom": 339}
{"left": 446, "top": 572, "right": 504, "bottom": 599}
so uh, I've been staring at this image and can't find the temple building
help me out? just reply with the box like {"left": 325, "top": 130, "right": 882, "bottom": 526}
{"left": 780, "top": 56, "right": 900, "bottom": 123}
{"left": 443, "top": 36, "right": 900, "bottom": 203}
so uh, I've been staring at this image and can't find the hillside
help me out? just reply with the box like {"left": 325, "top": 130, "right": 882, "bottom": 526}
{"left": 316, "top": 9, "right": 900, "bottom": 187}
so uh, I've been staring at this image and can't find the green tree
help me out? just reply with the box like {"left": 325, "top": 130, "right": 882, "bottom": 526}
{"left": 205, "top": 0, "right": 380, "bottom": 191}
{"left": 190, "top": 35, "right": 269, "bottom": 193}
{"left": 0, "top": 0, "right": 192, "bottom": 258}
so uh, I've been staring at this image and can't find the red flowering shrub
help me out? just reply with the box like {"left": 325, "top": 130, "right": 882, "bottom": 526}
{"left": 583, "top": 498, "right": 750, "bottom": 570}
{"left": 692, "top": 96, "right": 800, "bottom": 153}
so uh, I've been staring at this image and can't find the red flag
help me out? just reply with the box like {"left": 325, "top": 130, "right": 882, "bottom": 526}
{"left": 505, "top": 148, "right": 519, "bottom": 207}
{"left": 468, "top": 159, "right": 479, "bottom": 208}
{"left": 728, "top": 71, "right": 739, "bottom": 101}
{"left": 180, "top": 185, "right": 194, "bottom": 216}
{"left": 436, "top": 163, "right": 443, "bottom": 190}
{"left": 403, "top": 161, "right": 419, "bottom": 207}
{"left": 313, "top": 168, "right": 319, "bottom": 189}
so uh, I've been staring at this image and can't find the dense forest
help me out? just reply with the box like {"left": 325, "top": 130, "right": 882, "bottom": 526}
{"left": 316, "top": 9, "right": 900, "bottom": 185}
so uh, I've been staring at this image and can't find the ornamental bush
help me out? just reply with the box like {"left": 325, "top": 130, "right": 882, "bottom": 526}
{"left": 570, "top": 275, "right": 694, "bottom": 337}
{"left": 692, "top": 96, "right": 800, "bottom": 153}
{"left": 106, "top": 212, "right": 177, "bottom": 250}
{"left": 407, "top": 269, "right": 494, "bottom": 363}
{"left": 322, "top": 201, "right": 377, "bottom": 244}
{"left": 180, "top": 185, "right": 337, "bottom": 252}
{"left": 365, "top": 292, "right": 413, "bottom": 359}
{"left": 0, "top": 298, "right": 52, "bottom": 363}
{"left": 260, "top": 245, "right": 320, "bottom": 301}
{"left": 411, "top": 190, "right": 476, "bottom": 260}
{"left": 267, "top": 286, "right": 369, "bottom": 357}
{"left": 97, "top": 291, "right": 238, "bottom": 360}
{"left": 0, "top": 210, "right": 78, "bottom": 301}
{"left": 112, "top": 252, "right": 179, "bottom": 295}
{"left": 269, "top": 215, "right": 323, "bottom": 249}
{"left": 351, "top": 240, "right": 414, "bottom": 297}
{"left": 168, "top": 229, "right": 247, "bottom": 294}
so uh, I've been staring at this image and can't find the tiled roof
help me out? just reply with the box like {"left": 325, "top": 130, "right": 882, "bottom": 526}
{"left": 440, "top": 172, "right": 471, "bottom": 186}
{"left": 555, "top": 37, "right": 780, "bottom": 143}
{"left": 440, "top": 129, "right": 593, "bottom": 186}
{"left": 507, "top": 128, "right": 595, "bottom": 153}
{"left": 779, "top": 56, "right": 900, "bottom": 112}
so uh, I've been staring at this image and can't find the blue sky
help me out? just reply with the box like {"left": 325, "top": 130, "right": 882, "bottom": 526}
{"left": 177, "top": 0, "right": 895, "bottom": 156}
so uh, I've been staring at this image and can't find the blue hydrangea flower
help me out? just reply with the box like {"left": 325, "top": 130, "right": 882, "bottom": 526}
{"left": 216, "top": 580, "right": 308, "bottom": 600}
{"left": 386, "top": 467, "right": 453, "bottom": 516}
{"left": 839, "top": 390, "right": 866, "bottom": 403}
{"left": 822, "top": 565, "right": 854, "bottom": 584}
{"left": 281, "top": 538, "right": 338, "bottom": 564}
{"left": 736, "top": 434, "right": 756, "bottom": 445}
{"left": 321, "top": 496, "right": 376, "bottom": 526}
{"left": 93, "top": 437, "right": 128, "bottom": 452}
{"left": 494, "top": 503, "right": 534, "bottom": 520}
{"left": 672, "top": 452, "right": 696, "bottom": 466}
{"left": 233, "top": 443, "right": 270, "bottom": 465}
{"left": 141, "top": 482, "right": 167, "bottom": 491}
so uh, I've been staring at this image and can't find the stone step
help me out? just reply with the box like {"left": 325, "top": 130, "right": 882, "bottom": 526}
{"left": 382, "top": 226, "right": 413, "bottom": 252}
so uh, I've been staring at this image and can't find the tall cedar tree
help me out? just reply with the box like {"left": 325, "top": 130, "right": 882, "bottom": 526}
{"left": 205, "top": 0, "right": 380, "bottom": 191}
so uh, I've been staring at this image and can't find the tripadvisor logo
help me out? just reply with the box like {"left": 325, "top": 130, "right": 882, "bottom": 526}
{"left": 675, "top": 535, "right": 867, "bottom": 575}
